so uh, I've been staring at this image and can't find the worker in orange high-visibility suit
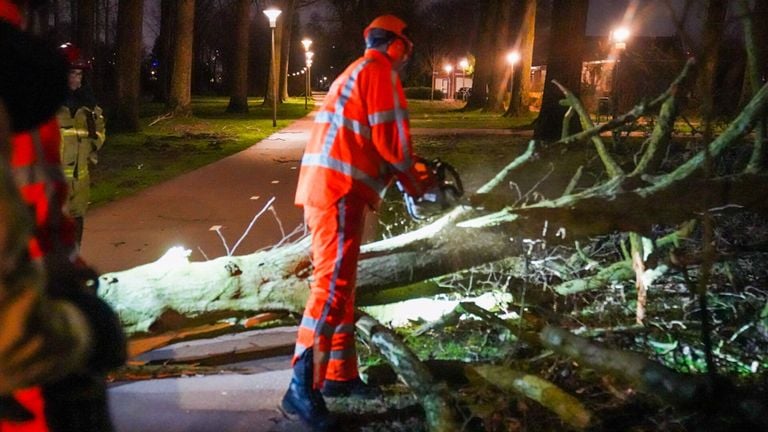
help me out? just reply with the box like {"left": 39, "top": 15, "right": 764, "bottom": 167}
{"left": 0, "top": 1, "right": 125, "bottom": 431}
{"left": 282, "top": 14, "right": 438, "bottom": 431}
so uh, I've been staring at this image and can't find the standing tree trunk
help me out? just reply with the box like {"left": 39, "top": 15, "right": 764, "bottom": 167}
{"left": 506, "top": 0, "right": 536, "bottom": 116}
{"left": 465, "top": 0, "right": 512, "bottom": 111}
{"left": 112, "top": 0, "right": 144, "bottom": 132}
{"left": 52, "top": 0, "right": 60, "bottom": 33}
{"left": 226, "top": 0, "right": 251, "bottom": 113}
{"left": 155, "top": 0, "right": 176, "bottom": 103}
{"left": 69, "top": 0, "right": 77, "bottom": 40}
{"left": 168, "top": 0, "right": 195, "bottom": 116}
{"left": 279, "top": 0, "right": 297, "bottom": 101}
{"left": 76, "top": 0, "right": 96, "bottom": 63}
{"left": 533, "top": 0, "right": 588, "bottom": 141}
{"left": 464, "top": 0, "right": 497, "bottom": 109}
{"left": 29, "top": 4, "right": 52, "bottom": 37}
{"left": 698, "top": 0, "right": 727, "bottom": 126}
{"left": 485, "top": 0, "right": 513, "bottom": 112}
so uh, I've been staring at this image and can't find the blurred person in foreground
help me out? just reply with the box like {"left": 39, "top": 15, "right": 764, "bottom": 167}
{"left": 282, "top": 14, "right": 442, "bottom": 431}
{"left": 0, "top": 1, "right": 125, "bottom": 431}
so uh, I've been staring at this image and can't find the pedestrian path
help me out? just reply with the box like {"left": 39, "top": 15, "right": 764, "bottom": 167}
{"left": 81, "top": 114, "right": 314, "bottom": 273}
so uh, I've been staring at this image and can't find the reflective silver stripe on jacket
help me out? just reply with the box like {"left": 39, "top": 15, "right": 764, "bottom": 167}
{"left": 320, "top": 60, "right": 371, "bottom": 156}
{"left": 315, "top": 110, "right": 371, "bottom": 140}
{"left": 301, "top": 153, "right": 387, "bottom": 195}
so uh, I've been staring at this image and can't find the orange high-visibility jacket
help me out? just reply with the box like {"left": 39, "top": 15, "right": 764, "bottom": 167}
{"left": 295, "top": 49, "right": 427, "bottom": 209}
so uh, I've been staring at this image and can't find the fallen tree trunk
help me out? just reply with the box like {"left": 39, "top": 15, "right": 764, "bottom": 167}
{"left": 356, "top": 313, "right": 460, "bottom": 432}
{"left": 99, "top": 77, "right": 768, "bottom": 335}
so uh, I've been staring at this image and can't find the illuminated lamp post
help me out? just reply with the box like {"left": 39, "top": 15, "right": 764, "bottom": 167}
{"left": 506, "top": 51, "right": 520, "bottom": 94}
{"left": 264, "top": 7, "right": 282, "bottom": 127}
{"left": 610, "top": 26, "right": 630, "bottom": 118}
{"left": 444, "top": 64, "right": 453, "bottom": 100}
{"left": 459, "top": 58, "right": 469, "bottom": 97}
{"left": 301, "top": 38, "right": 312, "bottom": 109}
{"left": 305, "top": 51, "right": 314, "bottom": 109}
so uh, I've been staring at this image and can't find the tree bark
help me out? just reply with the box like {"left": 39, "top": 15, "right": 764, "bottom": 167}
{"left": 278, "top": 0, "right": 297, "bottom": 101}
{"left": 226, "top": 0, "right": 251, "bottom": 113}
{"left": 484, "top": 0, "right": 513, "bottom": 112}
{"left": 112, "top": 0, "right": 144, "bottom": 132}
{"left": 357, "top": 313, "right": 460, "bottom": 432}
{"left": 533, "top": 0, "right": 588, "bottom": 141}
{"left": 506, "top": 0, "right": 536, "bottom": 116}
{"left": 76, "top": 0, "right": 96, "bottom": 63}
{"left": 464, "top": 0, "right": 497, "bottom": 109}
{"left": 168, "top": 0, "right": 195, "bottom": 116}
{"left": 155, "top": 0, "right": 177, "bottom": 103}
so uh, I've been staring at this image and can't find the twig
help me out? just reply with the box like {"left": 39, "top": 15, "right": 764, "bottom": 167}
{"left": 553, "top": 80, "right": 624, "bottom": 178}
{"left": 230, "top": 196, "right": 276, "bottom": 255}
{"left": 148, "top": 112, "right": 174, "bottom": 127}
{"left": 555, "top": 58, "right": 695, "bottom": 147}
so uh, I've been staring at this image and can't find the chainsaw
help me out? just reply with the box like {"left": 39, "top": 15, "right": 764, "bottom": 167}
{"left": 398, "top": 158, "right": 464, "bottom": 221}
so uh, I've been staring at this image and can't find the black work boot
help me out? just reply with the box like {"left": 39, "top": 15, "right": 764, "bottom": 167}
{"left": 281, "top": 350, "right": 334, "bottom": 431}
{"left": 321, "top": 377, "right": 382, "bottom": 399}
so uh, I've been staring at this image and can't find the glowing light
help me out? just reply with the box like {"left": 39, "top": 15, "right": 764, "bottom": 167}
{"left": 506, "top": 51, "right": 520, "bottom": 65}
{"left": 157, "top": 246, "right": 191, "bottom": 267}
{"left": 444, "top": 64, "right": 453, "bottom": 73}
{"left": 263, "top": 8, "right": 281, "bottom": 28}
{"left": 459, "top": 58, "right": 469, "bottom": 70}
{"left": 301, "top": 38, "right": 312, "bottom": 51}
{"left": 611, "top": 26, "right": 630, "bottom": 50}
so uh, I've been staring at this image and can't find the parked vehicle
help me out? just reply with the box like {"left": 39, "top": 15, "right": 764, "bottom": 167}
{"left": 455, "top": 87, "right": 472, "bottom": 100}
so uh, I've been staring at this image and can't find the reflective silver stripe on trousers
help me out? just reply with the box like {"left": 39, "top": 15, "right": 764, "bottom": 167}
{"left": 329, "top": 346, "right": 356, "bottom": 361}
{"left": 313, "top": 197, "right": 348, "bottom": 356}
{"left": 320, "top": 60, "right": 371, "bottom": 156}
{"left": 301, "top": 153, "right": 386, "bottom": 195}
{"left": 301, "top": 316, "right": 355, "bottom": 339}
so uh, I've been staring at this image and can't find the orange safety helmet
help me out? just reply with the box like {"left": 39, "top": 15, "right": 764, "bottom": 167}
{"left": 58, "top": 42, "right": 91, "bottom": 70}
{"left": 363, "top": 14, "right": 413, "bottom": 64}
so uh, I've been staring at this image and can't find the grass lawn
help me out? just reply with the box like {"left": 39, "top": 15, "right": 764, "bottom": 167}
{"left": 91, "top": 96, "right": 536, "bottom": 207}
{"left": 408, "top": 99, "right": 537, "bottom": 130}
{"left": 91, "top": 97, "right": 311, "bottom": 206}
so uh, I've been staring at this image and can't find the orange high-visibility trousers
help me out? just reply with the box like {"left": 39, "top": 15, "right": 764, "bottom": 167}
{"left": 294, "top": 195, "right": 368, "bottom": 389}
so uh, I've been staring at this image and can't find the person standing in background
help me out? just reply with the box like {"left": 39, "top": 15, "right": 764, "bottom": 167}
{"left": 57, "top": 42, "right": 105, "bottom": 248}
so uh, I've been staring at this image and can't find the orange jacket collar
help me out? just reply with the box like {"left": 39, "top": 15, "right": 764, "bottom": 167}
{"left": 364, "top": 48, "right": 393, "bottom": 67}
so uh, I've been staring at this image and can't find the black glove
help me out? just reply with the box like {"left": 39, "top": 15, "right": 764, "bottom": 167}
{"left": 44, "top": 259, "right": 126, "bottom": 374}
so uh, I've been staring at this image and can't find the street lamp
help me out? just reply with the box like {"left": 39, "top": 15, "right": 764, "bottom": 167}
{"left": 302, "top": 38, "right": 312, "bottom": 109}
{"left": 264, "top": 7, "right": 281, "bottom": 127}
{"left": 444, "top": 64, "right": 453, "bottom": 100}
{"left": 305, "top": 51, "right": 314, "bottom": 110}
{"left": 459, "top": 58, "right": 469, "bottom": 93}
{"left": 506, "top": 51, "right": 520, "bottom": 93}
{"left": 610, "top": 26, "right": 630, "bottom": 118}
